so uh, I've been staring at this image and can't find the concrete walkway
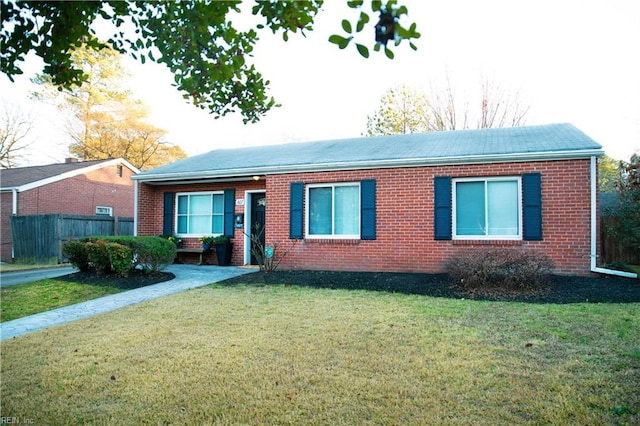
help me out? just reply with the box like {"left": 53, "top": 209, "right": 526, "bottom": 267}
{"left": 0, "top": 264, "right": 253, "bottom": 341}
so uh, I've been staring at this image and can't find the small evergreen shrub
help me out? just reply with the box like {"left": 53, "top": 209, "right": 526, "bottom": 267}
{"left": 65, "top": 236, "right": 174, "bottom": 276}
{"left": 85, "top": 240, "right": 112, "bottom": 274}
{"left": 62, "top": 240, "right": 90, "bottom": 271}
{"left": 446, "top": 248, "right": 554, "bottom": 291}
{"left": 106, "top": 242, "right": 133, "bottom": 277}
{"left": 129, "top": 236, "right": 176, "bottom": 272}
{"left": 85, "top": 240, "right": 131, "bottom": 276}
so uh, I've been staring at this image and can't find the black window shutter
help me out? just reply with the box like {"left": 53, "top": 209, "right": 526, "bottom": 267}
{"left": 290, "top": 182, "right": 304, "bottom": 239}
{"left": 223, "top": 189, "right": 235, "bottom": 237}
{"left": 361, "top": 179, "right": 376, "bottom": 240}
{"left": 163, "top": 192, "right": 174, "bottom": 236}
{"left": 434, "top": 176, "right": 452, "bottom": 240}
{"left": 522, "top": 173, "right": 542, "bottom": 241}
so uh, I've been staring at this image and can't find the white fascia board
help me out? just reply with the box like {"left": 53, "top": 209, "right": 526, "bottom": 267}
{"left": 16, "top": 158, "right": 140, "bottom": 192}
{"left": 133, "top": 149, "right": 604, "bottom": 184}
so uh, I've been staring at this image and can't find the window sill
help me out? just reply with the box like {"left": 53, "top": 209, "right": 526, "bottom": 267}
{"left": 452, "top": 239, "right": 523, "bottom": 246}
{"left": 304, "top": 238, "right": 360, "bottom": 245}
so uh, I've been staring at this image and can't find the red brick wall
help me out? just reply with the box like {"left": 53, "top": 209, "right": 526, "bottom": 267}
{"left": 137, "top": 180, "right": 266, "bottom": 265}
{"left": 136, "top": 158, "right": 596, "bottom": 275}
{"left": 1, "top": 191, "right": 14, "bottom": 261}
{"left": 267, "top": 159, "right": 594, "bottom": 276}
{"left": 1, "top": 163, "right": 136, "bottom": 261}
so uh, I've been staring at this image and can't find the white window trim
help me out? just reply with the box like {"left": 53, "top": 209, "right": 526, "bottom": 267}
{"left": 452, "top": 176, "right": 522, "bottom": 240}
{"left": 175, "top": 191, "right": 224, "bottom": 237}
{"left": 305, "top": 182, "right": 361, "bottom": 240}
{"left": 96, "top": 206, "right": 113, "bottom": 216}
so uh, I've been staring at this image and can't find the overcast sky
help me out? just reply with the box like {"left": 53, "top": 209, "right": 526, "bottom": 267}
{"left": 2, "top": 0, "right": 639, "bottom": 166}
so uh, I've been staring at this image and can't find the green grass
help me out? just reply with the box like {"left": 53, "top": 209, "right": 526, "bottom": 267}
{"left": 1, "top": 283, "right": 638, "bottom": 425}
{"left": 1, "top": 279, "right": 121, "bottom": 322}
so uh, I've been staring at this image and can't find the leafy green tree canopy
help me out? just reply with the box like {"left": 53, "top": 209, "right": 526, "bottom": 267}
{"left": 1, "top": 0, "right": 419, "bottom": 124}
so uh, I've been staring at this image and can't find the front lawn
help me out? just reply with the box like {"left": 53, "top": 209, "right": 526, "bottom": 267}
{"left": 0, "top": 270, "right": 174, "bottom": 322}
{"left": 1, "top": 283, "right": 638, "bottom": 425}
{"left": 0, "top": 279, "right": 121, "bottom": 322}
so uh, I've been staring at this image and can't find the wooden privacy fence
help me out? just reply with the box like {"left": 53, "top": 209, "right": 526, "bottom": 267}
{"left": 10, "top": 214, "right": 134, "bottom": 263}
{"left": 600, "top": 216, "right": 640, "bottom": 265}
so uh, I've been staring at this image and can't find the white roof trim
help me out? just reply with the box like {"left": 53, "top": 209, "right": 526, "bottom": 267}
{"left": 133, "top": 149, "right": 604, "bottom": 184}
{"left": 8, "top": 158, "right": 140, "bottom": 192}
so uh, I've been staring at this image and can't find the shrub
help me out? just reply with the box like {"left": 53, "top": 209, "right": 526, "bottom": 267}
{"left": 75, "top": 236, "right": 175, "bottom": 275}
{"left": 91, "top": 236, "right": 176, "bottom": 273}
{"left": 129, "top": 236, "right": 176, "bottom": 272}
{"left": 446, "top": 248, "right": 554, "bottom": 291}
{"left": 62, "top": 240, "right": 90, "bottom": 271}
{"left": 86, "top": 240, "right": 112, "bottom": 275}
{"left": 106, "top": 242, "right": 133, "bottom": 277}
{"left": 84, "top": 240, "right": 131, "bottom": 276}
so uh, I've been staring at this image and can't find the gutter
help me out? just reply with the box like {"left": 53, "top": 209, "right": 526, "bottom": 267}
{"left": 590, "top": 155, "right": 637, "bottom": 278}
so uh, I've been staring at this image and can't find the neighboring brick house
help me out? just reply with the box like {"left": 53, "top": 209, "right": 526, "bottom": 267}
{"left": 0, "top": 158, "right": 139, "bottom": 262}
{"left": 132, "top": 123, "right": 620, "bottom": 276}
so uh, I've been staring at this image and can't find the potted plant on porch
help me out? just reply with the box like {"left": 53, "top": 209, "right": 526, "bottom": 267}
{"left": 212, "top": 235, "right": 232, "bottom": 266}
{"left": 199, "top": 235, "right": 216, "bottom": 251}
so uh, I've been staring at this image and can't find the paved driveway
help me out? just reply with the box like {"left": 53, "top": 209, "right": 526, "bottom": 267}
{"left": 0, "top": 266, "right": 76, "bottom": 287}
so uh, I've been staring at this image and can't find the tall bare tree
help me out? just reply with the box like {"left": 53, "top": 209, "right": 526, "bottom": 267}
{"left": 477, "top": 78, "right": 529, "bottom": 129}
{"left": 32, "top": 44, "right": 187, "bottom": 170}
{"left": 0, "top": 103, "right": 32, "bottom": 168}
{"left": 367, "top": 75, "right": 530, "bottom": 136}
{"left": 428, "top": 74, "right": 529, "bottom": 131}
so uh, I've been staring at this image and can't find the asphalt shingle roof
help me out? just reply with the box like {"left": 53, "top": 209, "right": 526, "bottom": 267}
{"left": 0, "top": 159, "right": 113, "bottom": 189}
{"left": 134, "top": 123, "right": 603, "bottom": 182}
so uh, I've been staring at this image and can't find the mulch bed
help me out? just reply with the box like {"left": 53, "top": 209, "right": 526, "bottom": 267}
{"left": 219, "top": 270, "right": 640, "bottom": 304}
{"left": 57, "top": 270, "right": 175, "bottom": 290}
{"left": 59, "top": 268, "right": 640, "bottom": 304}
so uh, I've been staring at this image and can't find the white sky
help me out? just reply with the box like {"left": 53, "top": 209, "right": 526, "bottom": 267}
{"left": 2, "top": 0, "right": 639, "bottom": 166}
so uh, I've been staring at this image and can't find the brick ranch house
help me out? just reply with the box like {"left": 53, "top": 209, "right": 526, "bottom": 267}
{"left": 133, "top": 123, "right": 630, "bottom": 277}
{"left": 0, "top": 158, "right": 139, "bottom": 262}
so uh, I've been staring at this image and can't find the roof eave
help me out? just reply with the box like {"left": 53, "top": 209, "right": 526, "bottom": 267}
{"left": 132, "top": 149, "right": 604, "bottom": 184}
{"left": 4, "top": 158, "right": 141, "bottom": 192}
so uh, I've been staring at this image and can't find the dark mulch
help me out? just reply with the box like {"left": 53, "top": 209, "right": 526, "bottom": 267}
{"left": 56, "top": 269, "right": 175, "bottom": 290}
{"left": 58, "top": 268, "right": 639, "bottom": 304}
{"left": 219, "top": 270, "right": 640, "bottom": 304}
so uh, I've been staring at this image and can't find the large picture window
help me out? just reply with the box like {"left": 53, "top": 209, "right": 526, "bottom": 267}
{"left": 306, "top": 183, "right": 360, "bottom": 238}
{"left": 453, "top": 177, "right": 521, "bottom": 239}
{"left": 176, "top": 192, "right": 224, "bottom": 235}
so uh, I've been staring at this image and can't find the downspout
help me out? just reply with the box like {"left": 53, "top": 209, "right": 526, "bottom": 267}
{"left": 133, "top": 180, "right": 138, "bottom": 236}
{"left": 590, "top": 155, "right": 637, "bottom": 278}
{"left": 12, "top": 188, "right": 18, "bottom": 215}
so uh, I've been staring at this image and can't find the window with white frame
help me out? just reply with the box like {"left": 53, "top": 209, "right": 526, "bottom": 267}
{"left": 176, "top": 192, "right": 224, "bottom": 235}
{"left": 453, "top": 177, "right": 521, "bottom": 239}
{"left": 306, "top": 182, "right": 360, "bottom": 238}
{"left": 96, "top": 206, "right": 113, "bottom": 216}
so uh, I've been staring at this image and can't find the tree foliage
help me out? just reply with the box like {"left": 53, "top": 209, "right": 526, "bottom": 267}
{"left": 0, "top": 102, "right": 32, "bottom": 169}
{"left": 365, "top": 84, "right": 431, "bottom": 136}
{"left": 31, "top": 44, "right": 186, "bottom": 170}
{"left": 598, "top": 154, "right": 620, "bottom": 193}
{"left": 1, "top": 1, "right": 419, "bottom": 124}
{"left": 605, "top": 152, "right": 640, "bottom": 251}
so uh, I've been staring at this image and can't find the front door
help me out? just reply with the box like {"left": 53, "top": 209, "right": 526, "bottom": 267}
{"left": 250, "top": 192, "right": 266, "bottom": 265}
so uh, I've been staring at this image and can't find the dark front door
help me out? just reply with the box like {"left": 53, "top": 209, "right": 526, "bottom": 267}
{"left": 250, "top": 192, "right": 266, "bottom": 265}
